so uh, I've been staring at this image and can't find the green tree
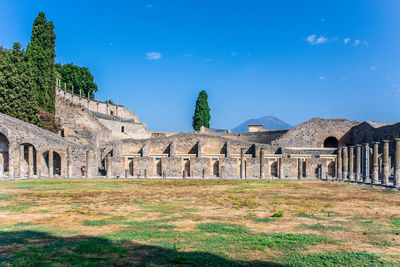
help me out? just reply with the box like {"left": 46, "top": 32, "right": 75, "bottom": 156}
{"left": 0, "top": 43, "right": 38, "bottom": 124}
{"left": 55, "top": 63, "right": 98, "bottom": 98}
{"left": 26, "top": 12, "right": 56, "bottom": 114}
{"left": 192, "top": 90, "right": 211, "bottom": 131}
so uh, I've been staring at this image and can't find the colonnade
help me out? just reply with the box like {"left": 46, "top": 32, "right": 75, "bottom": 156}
{"left": 336, "top": 138, "right": 400, "bottom": 188}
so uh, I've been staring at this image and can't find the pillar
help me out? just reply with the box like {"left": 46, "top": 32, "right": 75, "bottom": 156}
{"left": 48, "top": 151, "right": 53, "bottom": 177}
{"left": 394, "top": 138, "right": 400, "bottom": 188}
{"left": 36, "top": 152, "right": 42, "bottom": 178}
{"left": 225, "top": 141, "right": 231, "bottom": 158}
{"left": 355, "top": 145, "right": 361, "bottom": 182}
{"left": 0, "top": 154, "right": 3, "bottom": 177}
{"left": 298, "top": 158, "right": 303, "bottom": 180}
{"left": 240, "top": 148, "right": 246, "bottom": 179}
{"left": 8, "top": 144, "right": 15, "bottom": 179}
{"left": 66, "top": 148, "right": 72, "bottom": 179}
{"left": 382, "top": 140, "right": 390, "bottom": 185}
{"left": 260, "top": 148, "right": 265, "bottom": 179}
{"left": 348, "top": 146, "right": 354, "bottom": 181}
{"left": 106, "top": 154, "right": 111, "bottom": 178}
{"left": 28, "top": 146, "right": 34, "bottom": 178}
{"left": 363, "top": 143, "right": 370, "bottom": 183}
{"left": 86, "top": 150, "right": 91, "bottom": 178}
{"left": 372, "top": 142, "right": 379, "bottom": 184}
{"left": 342, "top": 146, "right": 348, "bottom": 180}
{"left": 278, "top": 157, "right": 283, "bottom": 179}
{"left": 19, "top": 145, "right": 24, "bottom": 178}
{"left": 337, "top": 147, "right": 342, "bottom": 180}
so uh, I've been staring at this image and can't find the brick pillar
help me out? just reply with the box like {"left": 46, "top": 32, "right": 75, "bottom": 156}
{"left": 337, "top": 147, "right": 342, "bottom": 180}
{"left": 355, "top": 145, "right": 361, "bottom": 182}
{"left": 48, "top": 151, "right": 53, "bottom": 177}
{"left": 259, "top": 148, "right": 265, "bottom": 179}
{"left": 372, "top": 142, "right": 379, "bottom": 184}
{"left": 0, "top": 153, "right": 3, "bottom": 177}
{"left": 382, "top": 140, "right": 390, "bottom": 185}
{"left": 19, "top": 145, "right": 24, "bottom": 178}
{"left": 226, "top": 141, "right": 231, "bottom": 158}
{"left": 106, "top": 154, "right": 111, "bottom": 178}
{"left": 342, "top": 146, "right": 348, "bottom": 180}
{"left": 348, "top": 146, "right": 354, "bottom": 181}
{"left": 28, "top": 146, "right": 34, "bottom": 178}
{"left": 197, "top": 140, "right": 203, "bottom": 157}
{"left": 240, "top": 148, "right": 246, "bottom": 179}
{"left": 394, "top": 138, "right": 400, "bottom": 188}
{"left": 66, "top": 148, "right": 72, "bottom": 178}
{"left": 298, "top": 158, "right": 303, "bottom": 180}
{"left": 169, "top": 141, "right": 176, "bottom": 157}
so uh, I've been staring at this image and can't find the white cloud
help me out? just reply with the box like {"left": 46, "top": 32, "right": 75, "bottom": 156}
{"left": 344, "top": 38, "right": 351, "bottom": 44}
{"left": 319, "top": 76, "right": 325, "bottom": 80}
{"left": 306, "top": 34, "right": 333, "bottom": 45}
{"left": 353, "top": 40, "right": 360, "bottom": 46}
{"left": 146, "top": 52, "right": 162, "bottom": 60}
{"left": 363, "top": 41, "right": 369, "bottom": 47}
{"left": 370, "top": 65, "right": 376, "bottom": 70}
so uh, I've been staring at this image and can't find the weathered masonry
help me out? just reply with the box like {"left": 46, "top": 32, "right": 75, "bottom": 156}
{"left": 1, "top": 83, "right": 400, "bottom": 188}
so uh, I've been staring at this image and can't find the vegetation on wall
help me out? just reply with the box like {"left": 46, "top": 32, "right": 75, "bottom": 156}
{"left": 55, "top": 63, "right": 98, "bottom": 99}
{"left": 192, "top": 90, "right": 211, "bottom": 131}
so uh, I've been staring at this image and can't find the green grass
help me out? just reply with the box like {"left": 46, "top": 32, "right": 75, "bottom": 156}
{"left": 298, "top": 223, "right": 345, "bottom": 232}
{"left": 297, "top": 213, "right": 326, "bottom": 221}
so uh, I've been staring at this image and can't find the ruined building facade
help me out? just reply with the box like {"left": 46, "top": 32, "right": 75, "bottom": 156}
{"left": 1, "top": 84, "right": 400, "bottom": 188}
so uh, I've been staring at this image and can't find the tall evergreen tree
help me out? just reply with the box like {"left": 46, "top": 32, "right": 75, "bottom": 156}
{"left": 55, "top": 63, "right": 98, "bottom": 98}
{"left": 0, "top": 43, "right": 38, "bottom": 124}
{"left": 26, "top": 12, "right": 56, "bottom": 114}
{"left": 192, "top": 90, "right": 211, "bottom": 131}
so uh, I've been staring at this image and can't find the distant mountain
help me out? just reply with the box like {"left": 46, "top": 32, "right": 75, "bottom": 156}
{"left": 232, "top": 116, "right": 292, "bottom": 133}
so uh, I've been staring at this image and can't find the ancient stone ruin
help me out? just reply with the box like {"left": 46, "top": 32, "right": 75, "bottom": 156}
{"left": 0, "top": 82, "right": 399, "bottom": 188}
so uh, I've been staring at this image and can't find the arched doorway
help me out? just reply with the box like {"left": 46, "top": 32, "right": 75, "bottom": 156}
{"left": 43, "top": 151, "right": 62, "bottom": 176}
{"left": 21, "top": 143, "right": 37, "bottom": 176}
{"left": 212, "top": 158, "right": 219, "bottom": 177}
{"left": 0, "top": 132, "right": 9, "bottom": 175}
{"left": 183, "top": 158, "right": 190, "bottom": 177}
{"left": 324, "top": 137, "right": 339, "bottom": 148}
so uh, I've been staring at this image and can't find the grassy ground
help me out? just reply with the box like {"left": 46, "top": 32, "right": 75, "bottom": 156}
{"left": 0, "top": 179, "right": 399, "bottom": 266}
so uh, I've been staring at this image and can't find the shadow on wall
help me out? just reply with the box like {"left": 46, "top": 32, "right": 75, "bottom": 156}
{"left": 0, "top": 230, "right": 283, "bottom": 266}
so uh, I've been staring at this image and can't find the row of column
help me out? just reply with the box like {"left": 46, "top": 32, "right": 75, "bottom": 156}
{"left": 336, "top": 138, "right": 400, "bottom": 188}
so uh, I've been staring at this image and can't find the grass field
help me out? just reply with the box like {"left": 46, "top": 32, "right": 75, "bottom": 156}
{"left": 0, "top": 179, "right": 399, "bottom": 266}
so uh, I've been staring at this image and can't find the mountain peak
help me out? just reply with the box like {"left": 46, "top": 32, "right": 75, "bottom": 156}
{"left": 232, "top": 116, "right": 292, "bottom": 133}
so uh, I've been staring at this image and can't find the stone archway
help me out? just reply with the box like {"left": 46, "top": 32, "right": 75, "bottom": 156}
{"left": 43, "top": 151, "right": 62, "bottom": 176}
{"left": 323, "top": 136, "right": 339, "bottom": 148}
{"left": 0, "top": 132, "right": 9, "bottom": 175}
{"left": 21, "top": 143, "right": 37, "bottom": 176}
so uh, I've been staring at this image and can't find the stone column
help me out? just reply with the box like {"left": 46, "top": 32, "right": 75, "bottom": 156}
{"left": 342, "top": 146, "right": 348, "bottom": 180}
{"left": 355, "top": 145, "right": 361, "bottom": 182}
{"left": 197, "top": 140, "right": 203, "bottom": 157}
{"left": 0, "top": 153, "right": 3, "bottom": 177}
{"left": 394, "top": 138, "right": 400, "bottom": 188}
{"left": 8, "top": 144, "right": 15, "bottom": 179}
{"left": 169, "top": 141, "right": 176, "bottom": 157}
{"left": 66, "top": 148, "right": 72, "bottom": 178}
{"left": 372, "top": 142, "right": 379, "bottom": 184}
{"left": 225, "top": 141, "right": 231, "bottom": 158}
{"left": 298, "top": 158, "right": 303, "bottom": 180}
{"left": 48, "top": 151, "right": 53, "bottom": 177}
{"left": 382, "top": 140, "right": 390, "bottom": 185}
{"left": 260, "top": 148, "right": 265, "bottom": 179}
{"left": 19, "top": 145, "right": 24, "bottom": 178}
{"left": 106, "top": 154, "right": 111, "bottom": 178}
{"left": 36, "top": 152, "right": 42, "bottom": 178}
{"left": 240, "top": 148, "right": 246, "bottom": 179}
{"left": 363, "top": 143, "right": 370, "bottom": 183}
{"left": 86, "top": 150, "right": 91, "bottom": 178}
{"left": 278, "top": 157, "right": 283, "bottom": 179}
{"left": 348, "top": 146, "right": 354, "bottom": 181}
{"left": 337, "top": 147, "right": 342, "bottom": 180}
{"left": 28, "top": 146, "right": 34, "bottom": 178}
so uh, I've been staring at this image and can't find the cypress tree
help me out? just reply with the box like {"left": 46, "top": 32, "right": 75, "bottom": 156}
{"left": 192, "top": 90, "right": 211, "bottom": 131}
{"left": 0, "top": 43, "right": 38, "bottom": 124}
{"left": 26, "top": 12, "right": 56, "bottom": 114}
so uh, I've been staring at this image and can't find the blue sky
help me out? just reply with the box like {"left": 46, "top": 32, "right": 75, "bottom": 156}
{"left": 0, "top": 0, "right": 399, "bottom": 132}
